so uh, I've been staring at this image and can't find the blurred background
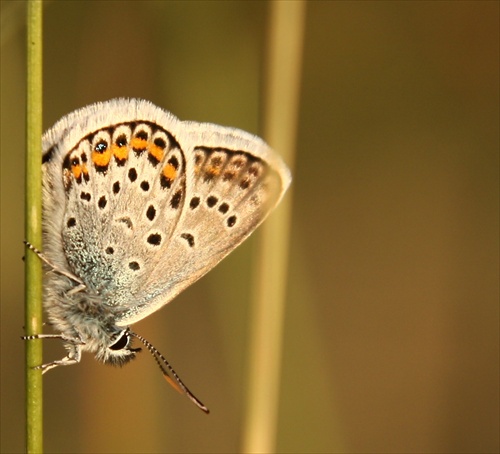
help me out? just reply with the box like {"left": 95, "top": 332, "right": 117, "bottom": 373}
{"left": 1, "top": 1, "right": 498, "bottom": 453}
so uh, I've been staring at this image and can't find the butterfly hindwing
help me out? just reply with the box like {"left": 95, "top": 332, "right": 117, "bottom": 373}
{"left": 116, "top": 123, "right": 289, "bottom": 325}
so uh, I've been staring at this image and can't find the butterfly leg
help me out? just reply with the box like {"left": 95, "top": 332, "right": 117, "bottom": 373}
{"left": 23, "top": 333, "right": 85, "bottom": 344}
{"left": 34, "top": 348, "right": 82, "bottom": 374}
{"left": 67, "top": 284, "right": 87, "bottom": 296}
{"left": 24, "top": 241, "right": 85, "bottom": 287}
{"left": 23, "top": 333, "right": 85, "bottom": 374}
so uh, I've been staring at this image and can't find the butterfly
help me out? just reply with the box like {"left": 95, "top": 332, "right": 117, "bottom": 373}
{"left": 24, "top": 98, "right": 291, "bottom": 412}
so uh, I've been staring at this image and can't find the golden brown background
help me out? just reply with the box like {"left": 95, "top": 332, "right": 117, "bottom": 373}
{"left": 1, "top": 1, "right": 498, "bottom": 453}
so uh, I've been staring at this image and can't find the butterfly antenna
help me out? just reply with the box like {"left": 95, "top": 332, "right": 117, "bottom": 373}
{"left": 130, "top": 332, "right": 209, "bottom": 414}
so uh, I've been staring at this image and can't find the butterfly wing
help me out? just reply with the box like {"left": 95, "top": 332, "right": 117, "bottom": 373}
{"left": 43, "top": 100, "right": 188, "bottom": 302}
{"left": 115, "top": 120, "right": 290, "bottom": 326}
{"left": 42, "top": 99, "right": 290, "bottom": 327}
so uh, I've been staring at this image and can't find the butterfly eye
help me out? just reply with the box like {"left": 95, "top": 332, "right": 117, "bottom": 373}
{"left": 109, "top": 331, "right": 129, "bottom": 351}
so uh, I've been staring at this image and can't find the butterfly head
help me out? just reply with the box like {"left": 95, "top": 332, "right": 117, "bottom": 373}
{"left": 95, "top": 327, "right": 142, "bottom": 367}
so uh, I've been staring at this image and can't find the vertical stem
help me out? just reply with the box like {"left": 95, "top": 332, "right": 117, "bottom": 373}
{"left": 242, "top": 1, "right": 305, "bottom": 453}
{"left": 25, "top": 1, "right": 44, "bottom": 452}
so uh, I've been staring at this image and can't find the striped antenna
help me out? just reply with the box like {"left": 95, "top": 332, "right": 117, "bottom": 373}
{"left": 130, "top": 331, "right": 209, "bottom": 414}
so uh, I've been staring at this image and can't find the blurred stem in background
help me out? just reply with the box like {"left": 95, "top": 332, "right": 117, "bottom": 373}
{"left": 242, "top": 1, "right": 305, "bottom": 453}
{"left": 25, "top": 0, "right": 44, "bottom": 452}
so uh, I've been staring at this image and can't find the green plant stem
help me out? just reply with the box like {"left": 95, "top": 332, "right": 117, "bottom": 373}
{"left": 25, "top": 1, "right": 44, "bottom": 452}
{"left": 242, "top": 2, "right": 305, "bottom": 452}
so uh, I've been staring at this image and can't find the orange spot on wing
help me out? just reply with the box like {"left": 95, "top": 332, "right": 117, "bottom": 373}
{"left": 205, "top": 166, "right": 220, "bottom": 177}
{"left": 162, "top": 163, "right": 177, "bottom": 181}
{"left": 131, "top": 137, "right": 148, "bottom": 149}
{"left": 112, "top": 143, "right": 128, "bottom": 161}
{"left": 71, "top": 163, "right": 82, "bottom": 179}
{"left": 149, "top": 143, "right": 165, "bottom": 162}
{"left": 92, "top": 149, "right": 111, "bottom": 167}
